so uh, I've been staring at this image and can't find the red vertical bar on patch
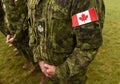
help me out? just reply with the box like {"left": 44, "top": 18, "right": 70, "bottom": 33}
{"left": 72, "top": 14, "right": 79, "bottom": 27}
{"left": 89, "top": 8, "right": 98, "bottom": 22}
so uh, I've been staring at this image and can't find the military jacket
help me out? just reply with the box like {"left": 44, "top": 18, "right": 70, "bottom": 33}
{"left": 28, "top": 0, "right": 105, "bottom": 79}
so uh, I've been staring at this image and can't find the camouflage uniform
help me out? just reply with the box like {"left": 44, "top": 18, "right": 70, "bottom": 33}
{"left": 1, "top": 0, "right": 38, "bottom": 69}
{"left": 28, "top": 0, "right": 105, "bottom": 84}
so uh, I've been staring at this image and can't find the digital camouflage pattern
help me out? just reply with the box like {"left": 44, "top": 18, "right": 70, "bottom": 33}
{"left": 28, "top": 0, "right": 105, "bottom": 83}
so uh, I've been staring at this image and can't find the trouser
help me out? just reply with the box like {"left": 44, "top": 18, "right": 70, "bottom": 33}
{"left": 15, "top": 40, "right": 39, "bottom": 70}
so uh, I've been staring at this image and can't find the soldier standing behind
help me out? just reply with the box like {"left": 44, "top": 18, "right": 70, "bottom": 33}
{"left": 0, "top": 0, "right": 20, "bottom": 56}
{"left": 28, "top": 0, "right": 105, "bottom": 84}
{"left": 2, "top": 0, "right": 39, "bottom": 74}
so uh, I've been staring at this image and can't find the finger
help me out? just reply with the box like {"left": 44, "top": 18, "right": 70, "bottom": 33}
{"left": 41, "top": 67, "right": 47, "bottom": 73}
{"left": 43, "top": 70, "right": 51, "bottom": 77}
{"left": 7, "top": 35, "right": 11, "bottom": 40}
{"left": 45, "top": 73, "right": 52, "bottom": 78}
{"left": 9, "top": 38, "right": 14, "bottom": 42}
{"left": 44, "top": 64, "right": 50, "bottom": 69}
{"left": 46, "top": 69, "right": 52, "bottom": 73}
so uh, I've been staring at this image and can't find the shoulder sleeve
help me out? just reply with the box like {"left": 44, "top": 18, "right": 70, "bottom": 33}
{"left": 55, "top": 0, "right": 105, "bottom": 79}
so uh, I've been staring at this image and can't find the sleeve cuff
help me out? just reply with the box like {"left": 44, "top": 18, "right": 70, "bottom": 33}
{"left": 55, "top": 66, "right": 63, "bottom": 79}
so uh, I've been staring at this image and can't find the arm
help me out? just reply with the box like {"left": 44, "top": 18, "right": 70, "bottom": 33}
{"left": 55, "top": 0, "right": 105, "bottom": 79}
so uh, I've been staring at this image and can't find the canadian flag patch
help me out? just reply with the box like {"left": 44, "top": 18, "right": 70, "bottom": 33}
{"left": 72, "top": 8, "right": 98, "bottom": 27}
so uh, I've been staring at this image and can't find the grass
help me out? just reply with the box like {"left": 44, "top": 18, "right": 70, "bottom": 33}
{"left": 0, "top": 0, "right": 120, "bottom": 84}
{"left": 0, "top": 35, "right": 42, "bottom": 84}
{"left": 87, "top": 0, "right": 120, "bottom": 84}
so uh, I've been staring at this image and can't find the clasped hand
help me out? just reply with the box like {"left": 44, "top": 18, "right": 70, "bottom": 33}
{"left": 6, "top": 35, "right": 14, "bottom": 44}
{"left": 39, "top": 61, "right": 56, "bottom": 78}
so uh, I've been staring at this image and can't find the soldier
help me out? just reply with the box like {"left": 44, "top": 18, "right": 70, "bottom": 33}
{"left": 28, "top": 0, "right": 105, "bottom": 84}
{"left": 2, "top": 0, "right": 39, "bottom": 74}
{"left": 0, "top": 0, "right": 20, "bottom": 56}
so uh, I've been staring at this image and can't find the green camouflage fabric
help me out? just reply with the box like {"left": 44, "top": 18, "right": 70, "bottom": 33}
{"left": 1, "top": 0, "right": 28, "bottom": 42}
{"left": 0, "top": 0, "right": 6, "bottom": 36}
{"left": 27, "top": 0, "right": 43, "bottom": 62}
{"left": 28, "top": 0, "right": 105, "bottom": 83}
{"left": 0, "top": 0, "right": 4, "bottom": 34}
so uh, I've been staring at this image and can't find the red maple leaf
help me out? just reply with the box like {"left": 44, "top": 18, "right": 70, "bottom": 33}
{"left": 79, "top": 14, "right": 88, "bottom": 22}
